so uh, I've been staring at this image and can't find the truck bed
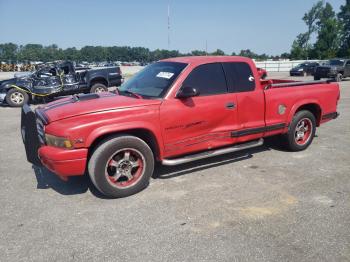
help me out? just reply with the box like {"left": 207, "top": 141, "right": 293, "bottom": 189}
{"left": 260, "top": 79, "right": 332, "bottom": 90}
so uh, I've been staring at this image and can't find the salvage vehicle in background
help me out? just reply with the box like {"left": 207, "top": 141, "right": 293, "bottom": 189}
{"left": 314, "top": 59, "right": 350, "bottom": 82}
{"left": 290, "top": 62, "right": 319, "bottom": 76}
{"left": 21, "top": 56, "right": 340, "bottom": 198}
{"left": 0, "top": 61, "right": 122, "bottom": 107}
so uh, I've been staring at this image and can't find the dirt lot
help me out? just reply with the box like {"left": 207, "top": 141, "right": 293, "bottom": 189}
{"left": 0, "top": 72, "right": 349, "bottom": 262}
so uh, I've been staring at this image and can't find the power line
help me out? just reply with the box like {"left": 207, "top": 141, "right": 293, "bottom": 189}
{"left": 167, "top": 1, "right": 170, "bottom": 49}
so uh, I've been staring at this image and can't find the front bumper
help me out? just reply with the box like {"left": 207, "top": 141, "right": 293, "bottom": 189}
{"left": 21, "top": 104, "right": 87, "bottom": 177}
{"left": 38, "top": 146, "right": 87, "bottom": 176}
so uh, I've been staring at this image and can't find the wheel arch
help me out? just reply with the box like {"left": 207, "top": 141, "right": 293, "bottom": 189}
{"left": 89, "top": 77, "right": 108, "bottom": 88}
{"left": 6, "top": 85, "right": 32, "bottom": 100}
{"left": 87, "top": 128, "right": 162, "bottom": 162}
{"left": 290, "top": 102, "right": 322, "bottom": 126}
{"left": 8, "top": 84, "right": 31, "bottom": 93}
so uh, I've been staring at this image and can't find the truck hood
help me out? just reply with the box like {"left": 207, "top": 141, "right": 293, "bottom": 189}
{"left": 38, "top": 92, "right": 161, "bottom": 123}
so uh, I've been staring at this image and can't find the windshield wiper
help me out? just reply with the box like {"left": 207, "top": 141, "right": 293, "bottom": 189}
{"left": 118, "top": 89, "right": 143, "bottom": 99}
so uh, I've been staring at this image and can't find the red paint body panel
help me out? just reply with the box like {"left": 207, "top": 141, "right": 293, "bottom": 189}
{"left": 160, "top": 93, "right": 238, "bottom": 157}
{"left": 38, "top": 146, "right": 87, "bottom": 176}
{"left": 35, "top": 56, "right": 340, "bottom": 178}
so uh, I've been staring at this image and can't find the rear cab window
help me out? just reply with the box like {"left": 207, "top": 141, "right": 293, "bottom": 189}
{"left": 222, "top": 62, "right": 256, "bottom": 93}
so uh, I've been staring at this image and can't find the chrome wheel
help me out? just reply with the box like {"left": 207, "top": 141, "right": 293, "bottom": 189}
{"left": 294, "top": 118, "right": 312, "bottom": 145}
{"left": 105, "top": 148, "right": 146, "bottom": 189}
{"left": 10, "top": 91, "right": 25, "bottom": 105}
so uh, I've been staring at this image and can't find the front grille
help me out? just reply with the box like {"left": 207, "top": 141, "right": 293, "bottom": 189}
{"left": 36, "top": 118, "right": 45, "bottom": 145}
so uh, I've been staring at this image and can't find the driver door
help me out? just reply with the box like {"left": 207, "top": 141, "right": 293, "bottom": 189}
{"left": 160, "top": 63, "right": 238, "bottom": 158}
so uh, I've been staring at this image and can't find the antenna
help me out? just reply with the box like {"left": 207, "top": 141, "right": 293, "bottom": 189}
{"left": 167, "top": 1, "right": 170, "bottom": 49}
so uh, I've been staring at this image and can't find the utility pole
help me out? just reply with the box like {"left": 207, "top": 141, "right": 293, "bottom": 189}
{"left": 167, "top": 1, "right": 170, "bottom": 50}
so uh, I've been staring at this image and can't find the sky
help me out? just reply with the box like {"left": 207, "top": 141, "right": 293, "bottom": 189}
{"left": 0, "top": 0, "right": 345, "bottom": 55}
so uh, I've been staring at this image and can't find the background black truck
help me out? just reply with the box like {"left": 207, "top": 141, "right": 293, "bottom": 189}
{"left": 314, "top": 59, "right": 350, "bottom": 82}
{"left": 0, "top": 61, "right": 123, "bottom": 107}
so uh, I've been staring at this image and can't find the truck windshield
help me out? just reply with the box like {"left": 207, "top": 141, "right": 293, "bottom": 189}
{"left": 327, "top": 60, "right": 345, "bottom": 66}
{"left": 118, "top": 61, "right": 187, "bottom": 98}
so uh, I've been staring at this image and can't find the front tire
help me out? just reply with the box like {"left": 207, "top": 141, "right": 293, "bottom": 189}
{"left": 335, "top": 73, "right": 343, "bottom": 82}
{"left": 88, "top": 135, "right": 154, "bottom": 198}
{"left": 284, "top": 110, "right": 316, "bottom": 151}
{"left": 90, "top": 83, "right": 108, "bottom": 93}
{"left": 6, "top": 88, "right": 29, "bottom": 107}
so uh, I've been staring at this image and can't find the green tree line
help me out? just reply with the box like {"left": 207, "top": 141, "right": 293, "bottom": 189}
{"left": 0, "top": 43, "right": 286, "bottom": 63}
{"left": 291, "top": 0, "right": 350, "bottom": 59}
{"left": 0, "top": 43, "right": 181, "bottom": 63}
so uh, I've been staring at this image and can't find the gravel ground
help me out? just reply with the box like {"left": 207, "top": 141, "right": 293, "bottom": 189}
{"left": 0, "top": 72, "right": 349, "bottom": 262}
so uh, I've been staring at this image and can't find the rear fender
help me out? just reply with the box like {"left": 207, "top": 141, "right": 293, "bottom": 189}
{"left": 86, "top": 71, "right": 109, "bottom": 86}
{"left": 287, "top": 99, "right": 322, "bottom": 127}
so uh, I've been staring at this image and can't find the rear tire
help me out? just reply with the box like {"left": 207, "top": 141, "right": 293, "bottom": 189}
{"left": 6, "top": 88, "right": 29, "bottom": 107}
{"left": 284, "top": 110, "right": 316, "bottom": 152}
{"left": 88, "top": 135, "right": 154, "bottom": 198}
{"left": 314, "top": 76, "right": 320, "bottom": 81}
{"left": 90, "top": 83, "right": 108, "bottom": 93}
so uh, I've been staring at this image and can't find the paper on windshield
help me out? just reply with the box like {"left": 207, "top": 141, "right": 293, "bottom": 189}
{"left": 156, "top": 72, "right": 174, "bottom": 79}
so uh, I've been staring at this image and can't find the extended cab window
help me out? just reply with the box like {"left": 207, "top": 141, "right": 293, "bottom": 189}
{"left": 222, "top": 62, "right": 255, "bottom": 92}
{"left": 182, "top": 63, "right": 227, "bottom": 96}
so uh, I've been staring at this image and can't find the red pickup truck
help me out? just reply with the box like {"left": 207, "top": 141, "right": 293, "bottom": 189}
{"left": 21, "top": 56, "right": 340, "bottom": 198}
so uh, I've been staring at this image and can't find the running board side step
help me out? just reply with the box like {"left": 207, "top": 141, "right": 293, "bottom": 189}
{"left": 162, "top": 138, "right": 264, "bottom": 166}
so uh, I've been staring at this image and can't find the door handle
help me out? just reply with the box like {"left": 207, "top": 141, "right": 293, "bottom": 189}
{"left": 226, "top": 102, "right": 235, "bottom": 109}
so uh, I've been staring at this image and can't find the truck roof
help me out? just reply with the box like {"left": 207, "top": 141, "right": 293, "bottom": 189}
{"left": 161, "top": 56, "right": 253, "bottom": 65}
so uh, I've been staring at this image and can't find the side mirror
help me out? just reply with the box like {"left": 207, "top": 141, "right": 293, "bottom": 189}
{"left": 176, "top": 86, "right": 200, "bottom": 99}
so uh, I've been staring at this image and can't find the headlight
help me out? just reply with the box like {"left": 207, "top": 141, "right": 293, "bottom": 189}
{"left": 298, "top": 68, "right": 303, "bottom": 71}
{"left": 45, "top": 134, "right": 73, "bottom": 149}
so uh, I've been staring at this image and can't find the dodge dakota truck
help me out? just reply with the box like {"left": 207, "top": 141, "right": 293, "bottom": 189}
{"left": 0, "top": 61, "right": 122, "bottom": 107}
{"left": 21, "top": 56, "right": 340, "bottom": 198}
